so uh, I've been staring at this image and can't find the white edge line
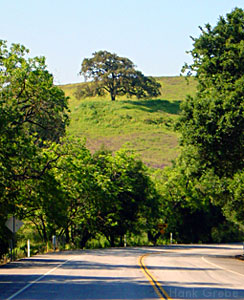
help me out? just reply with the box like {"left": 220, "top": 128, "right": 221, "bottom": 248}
{"left": 202, "top": 256, "right": 244, "bottom": 278}
{"left": 6, "top": 256, "right": 74, "bottom": 300}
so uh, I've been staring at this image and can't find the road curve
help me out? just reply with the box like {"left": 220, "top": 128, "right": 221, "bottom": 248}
{"left": 143, "top": 244, "right": 244, "bottom": 299}
{"left": 0, "top": 244, "right": 243, "bottom": 300}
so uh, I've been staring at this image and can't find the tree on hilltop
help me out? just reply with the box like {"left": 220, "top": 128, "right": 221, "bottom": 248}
{"left": 77, "top": 50, "right": 161, "bottom": 101}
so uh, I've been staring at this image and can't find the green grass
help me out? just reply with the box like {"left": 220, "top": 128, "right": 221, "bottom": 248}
{"left": 156, "top": 76, "right": 197, "bottom": 100}
{"left": 60, "top": 76, "right": 197, "bottom": 168}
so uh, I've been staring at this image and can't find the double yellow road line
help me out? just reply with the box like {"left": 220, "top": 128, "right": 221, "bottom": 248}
{"left": 139, "top": 254, "right": 172, "bottom": 300}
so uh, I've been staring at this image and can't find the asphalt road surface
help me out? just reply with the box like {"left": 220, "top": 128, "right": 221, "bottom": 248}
{"left": 0, "top": 244, "right": 243, "bottom": 300}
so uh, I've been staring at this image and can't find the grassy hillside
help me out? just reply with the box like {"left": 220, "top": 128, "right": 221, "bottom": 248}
{"left": 60, "top": 76, "right": 197, "bottom": 168}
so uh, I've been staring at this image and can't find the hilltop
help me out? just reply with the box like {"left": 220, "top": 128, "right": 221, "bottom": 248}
{"left": 60, "top": 76, "right": 197, "bottom": 168}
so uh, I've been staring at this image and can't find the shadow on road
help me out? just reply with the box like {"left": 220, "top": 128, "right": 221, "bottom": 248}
{"left": 0, "top": 274, "right": 244, "bottom": 300}
{"left": 1, "top": 244, "right": 242, "bottom": 271}
{"left": 0, "top": 257, "right": 218, "bottom": 272}
{"left": 0, "top": 274, "right": 158, "bottom": 299}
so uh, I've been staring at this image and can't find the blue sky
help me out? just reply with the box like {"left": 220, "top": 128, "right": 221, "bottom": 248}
{"left": 1, "top": 0, "right": 244, "bottom": 84}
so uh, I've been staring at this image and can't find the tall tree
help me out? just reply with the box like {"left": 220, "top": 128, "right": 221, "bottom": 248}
{"left": 180, "top": 7, "right": 244, "bottom": 178}
{"left": 177, "top": 7, "right": 244, "bottom": 230}
{"left": 0, "top": 41, "right": 69, "bottom": 257}
{"left": 182, "top": 7, "right": 244, "bottom": 95}
{"left": 0, "top": 41, "right": 69, "bottom": 143}
{"left": 0, "top": 41, "right": 69, "bottom": 189}
{"left": 77, "top": 50, "right": 161, "bottom": 101}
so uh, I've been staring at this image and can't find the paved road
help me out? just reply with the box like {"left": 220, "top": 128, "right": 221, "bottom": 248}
{"left": 0, "top": 244, "right": 243, "bottom": 299}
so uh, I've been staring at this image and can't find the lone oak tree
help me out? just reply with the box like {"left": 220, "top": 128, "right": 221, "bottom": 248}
{"left": 78, "top": 50, "right": 161, "bottom": 101}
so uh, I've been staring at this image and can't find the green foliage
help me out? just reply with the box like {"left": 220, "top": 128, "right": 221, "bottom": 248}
{"left": 153, "top": 163, "right": 243, "bottom": 243}
{"left": 182, "top": 7, "right": 244, "bottom": 95}
{"left": 180, "top": 8, "right": 244, "bottom": 178}
{"left": 178, "top": 92, "right": 244, "bottom": 177}
{"left": 177, "top": 7, "right": 244, "bottom": 231}
{"left": 226, "top": 171, "right": 244, "bottom": 230}
{"left": 5, "top": 18, "right": 244, "bottom": 256}
{"left": 78, "top": 50, "right": 161, "bottom": 101}
{"left": 0, "top": 41, "right": 166, "bottom": 256}
{"left": 0, "top": 41, "right": 69, "bottom": 143}
{"left": 0, "top": 40, "right": 69, "bottom": 258}
{"left": 90, "top": 148, "right": 162, "bottom": 246}
{"left": 14, "top": 139, "right": 163, "bottom": 250}
{"left": 54, "top": 140, "right": 98, "bottom": 248}
{"left": 132, "top": 8, "right": 244, "bottom": 242}
{"left": 54, "top": 144, "right": 162, "bottom": 248}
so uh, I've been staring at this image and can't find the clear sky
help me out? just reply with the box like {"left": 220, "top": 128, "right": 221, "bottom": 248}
{"left": 1, "top": 0, "right": 244, "bottom": 84}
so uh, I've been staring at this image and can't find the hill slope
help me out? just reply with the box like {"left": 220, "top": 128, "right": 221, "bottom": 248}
{"left": 60, "top": 76, "right": 197, "bottom": 168}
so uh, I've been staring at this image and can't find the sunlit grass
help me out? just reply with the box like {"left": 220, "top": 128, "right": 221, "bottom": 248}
{"left": 60, "top": 76, "right": 196, "bottom": 168}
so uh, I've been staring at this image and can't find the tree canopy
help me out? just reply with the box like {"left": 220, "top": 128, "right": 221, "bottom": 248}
{"left": 180, "top": 8, "right": 244, "bottom": 178}
{"left": 77, "top": 50, "right": 161, "bottom": 101}
{"left": 178, "top": 7, "right": 244, "bottom": 230}
{"left": 182, "top": 7, "right": 244, "bottom": 95}
{"left": 0, "top": 40, "right": 69, "bottom": 255}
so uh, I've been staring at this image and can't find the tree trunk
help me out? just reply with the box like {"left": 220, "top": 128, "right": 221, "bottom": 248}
{"left": 40, "top": 216, "right": 48, "bottom": 243}
{"left": 148, "top": 231, "right": 161, "bottom": 246}
{"left": 79, "top": 228, "right": 91, "bottom": 249}
{"left": 119, "top": 235, "right": 124, "bottom": 247}
{"left": 71, "top": 224, "right": 75, "bottom": 244}
{"left": 110, "top": 90, "right": 116, "bottom": 101}
{"left": 109, "top": 235, "right": 115, "bottom": 247}
{"left": 65, "top": 227, "right": 70, "bottom": 244}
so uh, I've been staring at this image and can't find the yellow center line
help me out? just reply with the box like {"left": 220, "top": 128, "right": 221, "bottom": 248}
{"left": 139, "top": 253, "right": 172, "bottom": 300}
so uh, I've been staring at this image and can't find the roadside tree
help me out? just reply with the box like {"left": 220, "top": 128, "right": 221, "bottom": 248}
{"left": 180, "top": 7, "right": 244, "bottom": 178}
{"left": 0, "top": 41, "right": 69, "bottom": 257}
{"left": 177, "top": 7, "right": 244, "bottom": 230}
{"left": 91, "top": 149, "right": 162, "bottom": 247}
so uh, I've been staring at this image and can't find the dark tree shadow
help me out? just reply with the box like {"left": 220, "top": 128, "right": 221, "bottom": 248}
{"left": 1, "top": 274, "right": 244, "bottom": 299}
{"left": 0, "top": 274, "right": 158, "bottom": 299}
{"left": 121, "top": 99, "right": 181, "bottom": 115}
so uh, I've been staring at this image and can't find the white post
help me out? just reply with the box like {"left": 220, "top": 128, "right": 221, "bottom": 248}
{"left": 27, "top": 239, "right": 30, "bottom": 257}
{"left": 170, "top": 232, "right": 173, "bottom": 244}
{"left": 52, "top": 235, "right": 56, "bottom": 251}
